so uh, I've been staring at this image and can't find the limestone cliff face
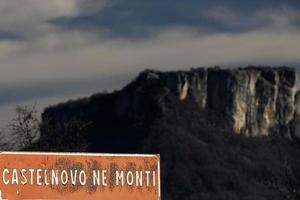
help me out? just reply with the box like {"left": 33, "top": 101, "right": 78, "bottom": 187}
{"left": 294, "top": 91, "right": 300, "bottom": 138}
{"left": 137, "top": 67, "right": 297, "bottom": 137}
{"left": 43, "top": 67, "right": 298, "bottom": 138}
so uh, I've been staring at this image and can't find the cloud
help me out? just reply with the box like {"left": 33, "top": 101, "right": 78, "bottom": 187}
{"left": 51, "top": 0, "right": 300, "bottom": 37}
{"left": 1, "top": 20, "right": 300, "bottom": 84}
{"left": 256, "top": 7, "right": 300, "bottom": 29}
{"left": 76, "top": 0, "right": 108, "bottom": 14}
{"left": 201, "top": 6, "right": 300, "bottom": 32}
{"left": 0, "top": 74, "right": 130, "bottom": 106}
{"left": 0, "top": 0, "right": 79, "bottom": 39}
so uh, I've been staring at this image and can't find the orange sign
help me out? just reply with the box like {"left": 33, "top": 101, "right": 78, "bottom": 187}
{"left": 0, "top": 152, "right": 161, "bottom": 200}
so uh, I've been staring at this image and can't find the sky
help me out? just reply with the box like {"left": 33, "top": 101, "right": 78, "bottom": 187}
{"left": 0, "top": 0, "right": 300, "bottom": 128}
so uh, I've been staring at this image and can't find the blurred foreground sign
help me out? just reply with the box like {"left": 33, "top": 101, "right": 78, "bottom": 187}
{"left": 0, "top": 152, "right": 160, "bottom": 200}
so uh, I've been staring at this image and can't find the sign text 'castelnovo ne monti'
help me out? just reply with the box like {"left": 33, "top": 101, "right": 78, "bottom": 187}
{"left": 0, "top": 152, "right": 161, "bottom": 200}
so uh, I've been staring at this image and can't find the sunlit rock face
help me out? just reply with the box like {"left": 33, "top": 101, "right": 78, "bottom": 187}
{"left": 294, "top": 91, "right": 300, "bottom": 139}
{"left": 140, "top": 67, "right": 297, "bottom": 137}
{"left": 43, "top": 66, "right": 297, "bottom": 138}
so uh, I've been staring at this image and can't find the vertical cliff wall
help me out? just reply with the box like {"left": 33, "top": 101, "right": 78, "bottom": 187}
{"left": 42, "top": 67, "right": 298, "bottom": 138}
{"left": 294, "top": 91, "right": 300, "bottom": 138}
{"left": 142, "top": 67, "right": 297, "bottom": 137}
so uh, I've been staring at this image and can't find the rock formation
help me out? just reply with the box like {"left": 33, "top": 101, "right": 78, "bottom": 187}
{"left": 118, "top": 67, "right": 298, "bottom": 137}
{"left": 43, "top": 66, "right": 298, "bottom": 138}
{"left": 293, "top": 91, "right": 300, "bottom": 138}
{"left": 36, "top": 67, "right": 300, "bottom": 200}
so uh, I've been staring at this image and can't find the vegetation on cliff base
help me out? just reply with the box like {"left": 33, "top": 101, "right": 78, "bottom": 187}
{"left": 27, "top": 94, "right": 300, "bottom": 200}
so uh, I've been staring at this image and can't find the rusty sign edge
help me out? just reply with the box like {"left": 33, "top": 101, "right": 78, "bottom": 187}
{"left": 0, "top": 151, "right": 160, "bottom": 157}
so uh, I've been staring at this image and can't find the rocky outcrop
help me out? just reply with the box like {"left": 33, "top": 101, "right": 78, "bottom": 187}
{"left": 43, "top": 66, "right": 298, "bottom": 138}
{"left": 134, "top": 67, "right": 297, "bottom": 137}
{"left": 293, "top": 91, "right": 300, "bottom": 138}
{"left": 36, "top": 67, "right": 300, "bottom": 200}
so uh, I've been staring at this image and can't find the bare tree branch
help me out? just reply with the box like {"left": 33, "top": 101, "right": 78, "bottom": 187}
{"left": 9, "top": 104, "right": 39, "bottom": 148}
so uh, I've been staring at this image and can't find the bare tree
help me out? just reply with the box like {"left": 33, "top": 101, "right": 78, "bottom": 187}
{"left": 0, "top": 129, "right": 11, "bottom": 150}
{"left": 9, "top": 104, "right": 39, "bottom": 148}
